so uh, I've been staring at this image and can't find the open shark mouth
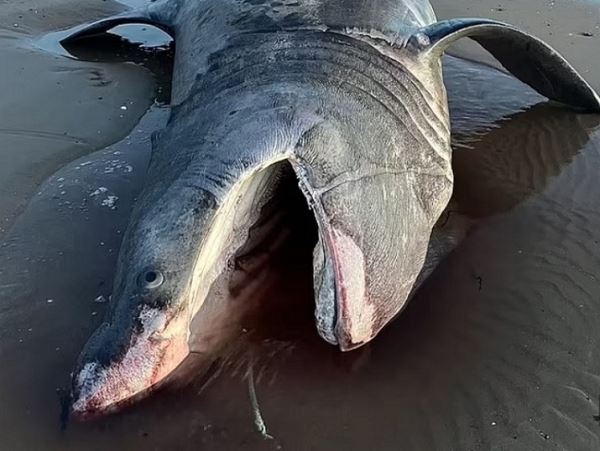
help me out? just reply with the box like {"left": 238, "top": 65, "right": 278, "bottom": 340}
{"left": 70, "top": 161, "right": 325, "bottom": 419}
{"left": 186, "top": 159, "right": 384, "bottom": 358}
{"left": 186, "top": 161, "right": 332, "bottom": 356}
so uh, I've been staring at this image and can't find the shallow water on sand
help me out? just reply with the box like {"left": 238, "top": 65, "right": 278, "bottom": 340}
{"left": 1, "top": 1, "right": 600, "bottom": 450}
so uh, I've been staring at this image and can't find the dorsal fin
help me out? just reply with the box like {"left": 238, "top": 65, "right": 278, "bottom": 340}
{"left": 411, "top": 18, "right": 600, "bottom": 112}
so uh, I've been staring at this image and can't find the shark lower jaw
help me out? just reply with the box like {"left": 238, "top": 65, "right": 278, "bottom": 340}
{"left": 313, "top": 224, "right": 381, "bottom": 352}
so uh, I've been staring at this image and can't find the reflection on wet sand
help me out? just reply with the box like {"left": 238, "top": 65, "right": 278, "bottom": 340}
{"left": 0, "top": 0, "right": 163, "bottom": 238}
{"left": 452, "top": 101, "right": 600, "bottom": 217}
{"left": 1, "top": 4, "right": 600, "bottom": 451}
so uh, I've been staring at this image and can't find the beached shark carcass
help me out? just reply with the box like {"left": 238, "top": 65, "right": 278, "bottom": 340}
{"left": 60, "top": 0, "right": 600, "bottom": 418}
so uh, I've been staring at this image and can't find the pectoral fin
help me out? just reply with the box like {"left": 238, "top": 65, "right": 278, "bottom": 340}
{"left": 414, "top": 19, "right": 600, "bottom": 112}
{"left": 60, "top": 5, "right": 174, "bottom": 45}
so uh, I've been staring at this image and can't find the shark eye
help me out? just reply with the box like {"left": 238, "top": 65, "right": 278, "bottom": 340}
{"left": 138, "top": 268, "right": 164, "bottom": 290}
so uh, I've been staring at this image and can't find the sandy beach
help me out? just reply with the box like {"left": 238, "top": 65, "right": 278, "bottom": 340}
{"left": 1, "top": 1, "right": 600, "bottom": 450}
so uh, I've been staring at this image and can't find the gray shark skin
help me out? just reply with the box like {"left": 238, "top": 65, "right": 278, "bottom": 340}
{"left": 60, "top": 0, "right": 600, "bottom": 418}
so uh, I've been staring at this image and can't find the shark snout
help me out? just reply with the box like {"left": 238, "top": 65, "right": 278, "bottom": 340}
{"left": 70, "top": 308, "right": 190, "bottom": 419}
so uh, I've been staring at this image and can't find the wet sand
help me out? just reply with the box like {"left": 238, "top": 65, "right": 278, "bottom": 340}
{"left": 1, "top": 1, "right": 600, "bottom": 450}
{"left": 0, "top": 0, "right": 161, "bottom": 237}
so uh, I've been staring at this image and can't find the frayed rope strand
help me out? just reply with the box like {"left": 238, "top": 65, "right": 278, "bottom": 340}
{"left": 248, "top": 367, "right": 273, "bottom": 440}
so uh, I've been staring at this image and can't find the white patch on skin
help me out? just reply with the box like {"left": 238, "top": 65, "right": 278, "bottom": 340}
{"left": 73, "top": 362, "right": 101, "bottom": 409}
{"left": 138, "top": 307, "right": 167, "bottom": 338}
{"left": 102, "top": 159, "right": 133, "bottom": 174}
{"left": 89, "top": 187, "right": 108, "bottom": 197}
{"left": 101, "top": 195, "right": 119, "bottom": 209}
{"left": 332, "top": 229, "right": 375, "bottom": 345}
